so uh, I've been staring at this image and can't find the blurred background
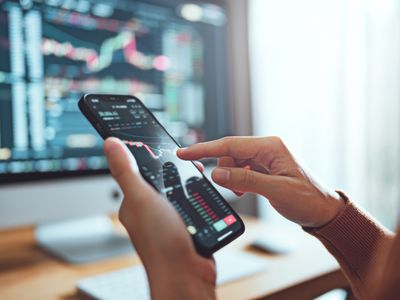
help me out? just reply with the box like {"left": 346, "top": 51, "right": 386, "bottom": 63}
{"left": 0, "top": 0, "right": 399, "bottom": 234}
{"left": 0, "top": 0, "right": 400, "bottom": 298}
{"left": 0, "top": 0, "right": 399, "bottom": 239}
{"left": 250, "top": 0, "right": 400, "bottom": 230}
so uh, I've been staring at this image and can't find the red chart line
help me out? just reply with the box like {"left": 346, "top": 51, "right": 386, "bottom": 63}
{"left": 123, "top": 140, "right": 159, "bottom": 159}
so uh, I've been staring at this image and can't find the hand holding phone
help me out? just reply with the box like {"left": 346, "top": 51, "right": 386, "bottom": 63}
{"left": 103, "top": 137, "right": 217, "bottom": 299}
{"left": 79, "top": 94, "right": 245, "bottom": 256}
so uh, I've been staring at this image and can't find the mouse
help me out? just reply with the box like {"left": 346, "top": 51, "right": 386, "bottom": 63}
{"left": 249, "top": 235, "right": 294, "bottom": 255}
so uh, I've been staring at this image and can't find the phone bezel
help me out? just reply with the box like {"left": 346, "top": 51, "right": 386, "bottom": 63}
{"left": 78, "top": 93, "right": 245, "bottom": 257}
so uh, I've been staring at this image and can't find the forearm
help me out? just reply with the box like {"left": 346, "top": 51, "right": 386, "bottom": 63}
{"left": 147, "top": 269, "right": 216, "bottom": 300}
{"left": 145, "top": 256, "right": 216, "bottom": 300}
{"left": 304, "top": 192, "right": 395, "bottom": 299}
{"left": 149, "top": 274, "right": 215, "bottom": 300}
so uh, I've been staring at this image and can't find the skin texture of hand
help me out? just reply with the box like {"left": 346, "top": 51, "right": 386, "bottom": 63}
{"left": 103, "top": 137, "right": 216, "bottom": 300}
{"left": 177, "top": 136, "right": 344, "bottom": 228}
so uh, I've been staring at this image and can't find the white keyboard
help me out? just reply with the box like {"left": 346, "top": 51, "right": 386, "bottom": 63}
{"left": 77, "top": 250, "right": 269, "bottom": 300}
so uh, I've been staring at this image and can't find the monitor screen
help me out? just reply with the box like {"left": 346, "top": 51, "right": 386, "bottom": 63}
{"left": 0, "top": 0, "right": 229, "bottom": 183}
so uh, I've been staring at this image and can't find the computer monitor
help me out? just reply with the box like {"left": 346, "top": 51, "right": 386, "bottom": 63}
{"left": 0, "top": 0, "right": 252, "bottom": 263}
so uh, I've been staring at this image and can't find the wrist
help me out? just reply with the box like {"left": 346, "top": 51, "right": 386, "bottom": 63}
{"left": 146, "top": 256, "right": 216, "bottom": 300}
{"left": 315, "top": 191, "right": 345, "bottom": 228}
{"left": 148, "top": 270, "right": 215, "bottom": 300}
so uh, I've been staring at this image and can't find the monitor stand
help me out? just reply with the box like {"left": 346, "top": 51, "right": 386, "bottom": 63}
{"left": 35, "top": 215, "right": 134, "bottom": 264}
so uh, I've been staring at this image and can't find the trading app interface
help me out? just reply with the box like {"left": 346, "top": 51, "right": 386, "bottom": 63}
{"left": 88, "top": 96, "right": 241, "bottom": 247}
{"left": 0, "top": 0, "right": 227, "bottom": 181}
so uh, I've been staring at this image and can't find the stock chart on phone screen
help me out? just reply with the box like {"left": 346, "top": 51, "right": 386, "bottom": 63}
{"left": 88, "top": 96, "right": 239, "bottom": 246}
{"left": 0, "top": 0, "right": 227, "bottom": 179}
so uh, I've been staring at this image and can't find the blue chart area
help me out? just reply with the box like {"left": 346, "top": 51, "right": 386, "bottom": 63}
{"left": 0, "top": 0, "right": 206, "bottom": 176}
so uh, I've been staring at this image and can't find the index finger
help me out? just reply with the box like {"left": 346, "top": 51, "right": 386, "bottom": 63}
{"left": 177, "top": 136, "right": 275, "bottom": 160}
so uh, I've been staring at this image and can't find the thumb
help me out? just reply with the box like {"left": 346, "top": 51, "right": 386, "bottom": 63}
{"left": 103, "top": 137, "right": 154, "bottom": 199}
{"left": 211, "top": 167, "right": 285, "bottom": 199}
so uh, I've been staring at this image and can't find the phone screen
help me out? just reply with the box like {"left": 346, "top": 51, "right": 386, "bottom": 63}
{"left": 82, "top": 95, "right": 244, "bottom": 254}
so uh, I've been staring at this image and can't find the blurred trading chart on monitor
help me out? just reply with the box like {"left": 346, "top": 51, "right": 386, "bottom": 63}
{"left": 0, "top": 0, "right": 227, "bottom": 179}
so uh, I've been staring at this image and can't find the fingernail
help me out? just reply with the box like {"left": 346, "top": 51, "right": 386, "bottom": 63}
{"left": 213, "top": 168, "right": 230, "bottom": 184}
{"left": 176, "top": 148, "right": 188, "bottom": 157}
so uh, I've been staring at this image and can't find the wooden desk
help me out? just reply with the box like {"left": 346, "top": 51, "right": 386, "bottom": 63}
{"left": 0, "top": 217, "right": 349, "bottom": 300}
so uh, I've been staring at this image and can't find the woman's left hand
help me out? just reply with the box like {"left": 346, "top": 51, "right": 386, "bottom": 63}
{"left": 104, "top": 137, "right": 216, "bottom": 300}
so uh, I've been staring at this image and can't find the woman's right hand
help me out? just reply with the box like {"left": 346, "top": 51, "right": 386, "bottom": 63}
{"left": 177, "top": 136, "right": 344, "bottom": 228}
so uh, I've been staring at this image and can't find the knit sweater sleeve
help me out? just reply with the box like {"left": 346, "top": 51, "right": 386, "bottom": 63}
{"left": 304, "top": 191, "right": 394, "bottom": 299}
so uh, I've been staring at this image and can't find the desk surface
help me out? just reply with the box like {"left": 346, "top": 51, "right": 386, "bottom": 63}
{"left": 0, "top": 217, "right": 347, "bottom": 300}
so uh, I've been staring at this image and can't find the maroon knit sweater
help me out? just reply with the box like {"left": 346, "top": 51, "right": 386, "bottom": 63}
{"left": 305, "top": 192, "right": 398, "bottom": 299}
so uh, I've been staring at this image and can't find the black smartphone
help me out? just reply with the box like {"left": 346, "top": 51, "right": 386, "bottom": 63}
{"left": 78, "top": 94, "right": 245, "bottom": 256}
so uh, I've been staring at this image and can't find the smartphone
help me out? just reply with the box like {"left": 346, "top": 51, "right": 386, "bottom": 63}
{"left": 78, "top": 94, "right": 245, "bottom": 256}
